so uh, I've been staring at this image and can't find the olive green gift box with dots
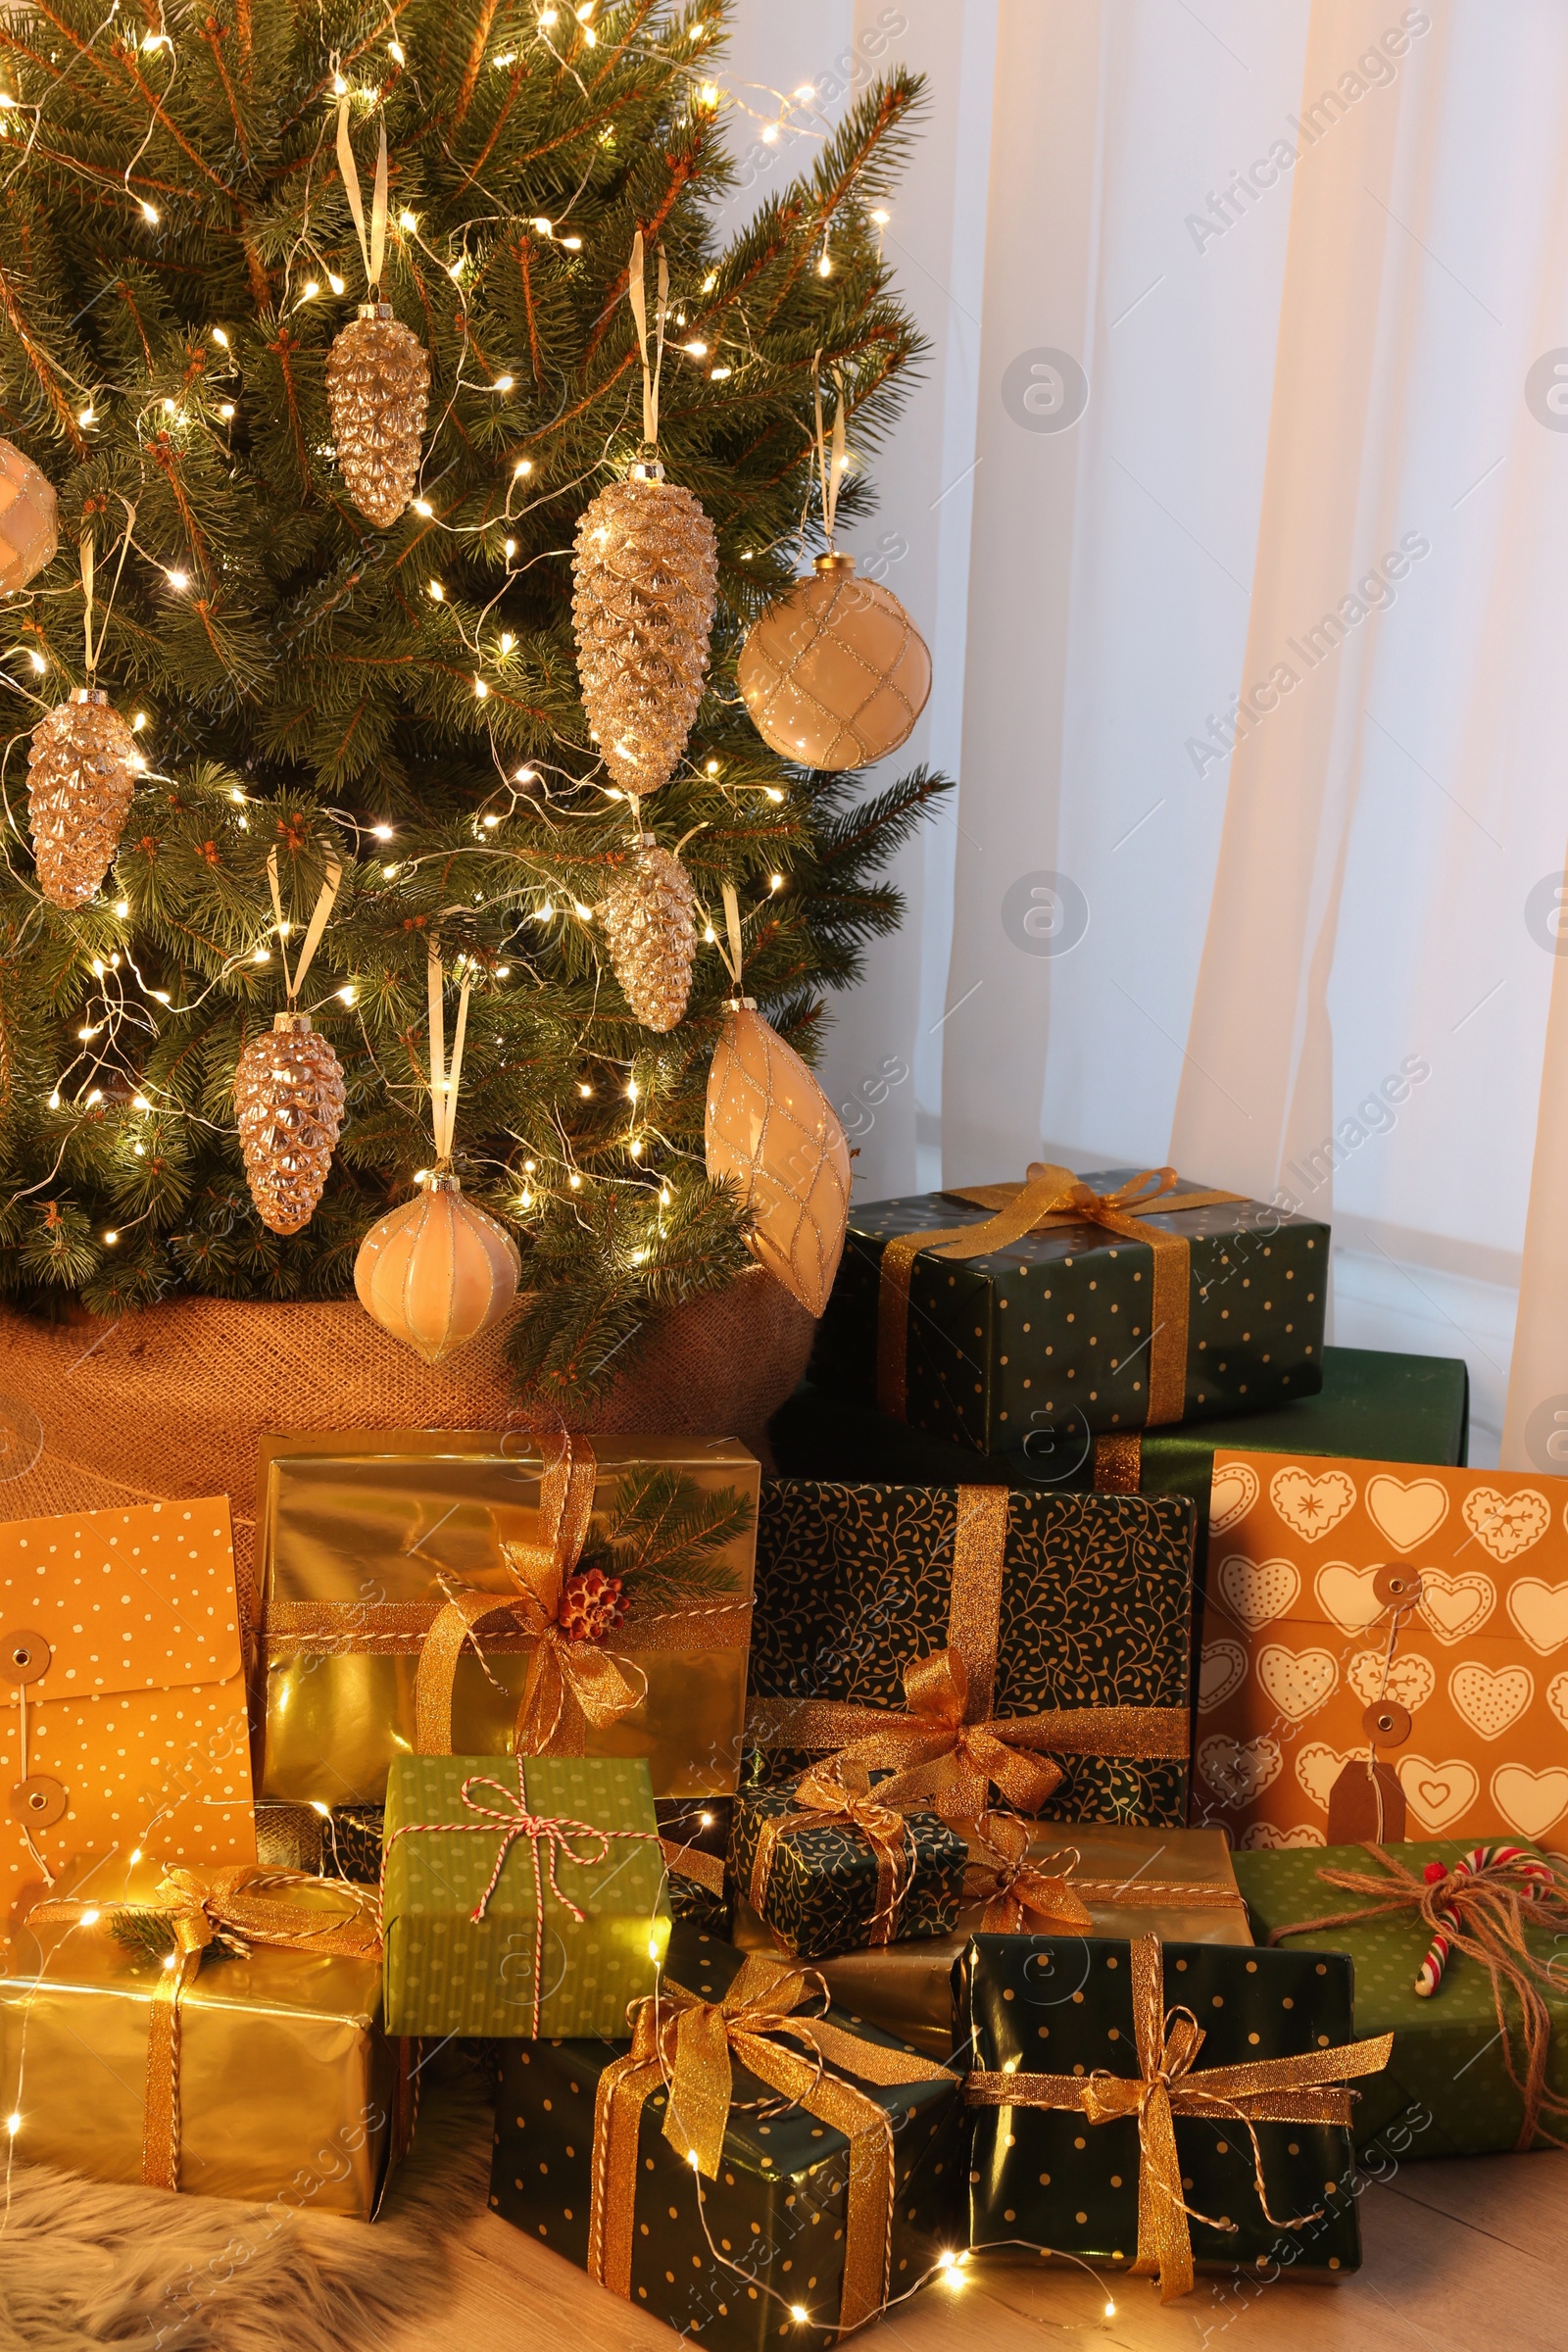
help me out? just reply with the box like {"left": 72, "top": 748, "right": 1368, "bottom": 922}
{"left": 814, "top": 1176, "right": 1328, "bottom": 1455}
{"left": 381, "top": 1754, "right": 669, "bottom": 2040}
{"left": 487, "top": 1927, "right": 966, "bottom": 2352}
{"left": 1234, "top": 1839, "right": 1568, "bottom": 2158}
{"left": 956, "top": 1932, "right": 1366, "bottom": 2280}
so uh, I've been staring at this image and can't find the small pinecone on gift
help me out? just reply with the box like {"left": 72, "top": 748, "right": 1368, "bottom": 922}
{"left": 596, "top": 834, "right": 696, "bottom": 1031}
{"left": 556, "top": 1567, "right": 627, "bottom": 1643}
{"left": 571, "top": 467, "right": 717, "bottom": 796}
{"left": 27, "top": 687, "right": 138, "bottom": 909}
{"left": 233, "top": 1012, "right": 347, "bottom": 1234}
{"left": 324, "top": 302, "right": 431, "bottom": 528}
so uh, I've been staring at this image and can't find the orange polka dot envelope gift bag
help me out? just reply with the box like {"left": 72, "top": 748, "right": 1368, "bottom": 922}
{"left": 0, "top": 1496, "right": 255, "bottom": 1923}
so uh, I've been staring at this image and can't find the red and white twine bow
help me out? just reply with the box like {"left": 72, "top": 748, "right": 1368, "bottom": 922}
{"left": 383, "top": 1756, "right": 655, "bottom": 2035}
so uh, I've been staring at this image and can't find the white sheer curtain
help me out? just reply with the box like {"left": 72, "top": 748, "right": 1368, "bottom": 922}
{"left": 722, "top": 0, "right": 1568, "bottom": 1467}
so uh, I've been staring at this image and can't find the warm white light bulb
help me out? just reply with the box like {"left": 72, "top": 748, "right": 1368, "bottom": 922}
{"left": 514, "top": 459, "right": 533, "bottom": 477}
{"left": 389, "top": 39, "right": 405, "bottom": 62}
{"left": 474, "top": 677, "right": 489, "bottom": 698}
{"left": 493, "top": 374, "right": 514, "bottom": 391}
{"left": 141, "top": 202, "right": 159, "bottom": 224}
{"left": 167, "top": 569, "right": 188, "bottom": 589}
{"left": 219, "top": 402, "right": 235, "bottom": 419}
{"left": 499, "top": 631, "right": 514, "bottom": 654}
{"left": 338, "top": 986, "right": 356, "bottom": 1005}
{"left": 413, "top": 498, "right": 433, "bottom": 516}
{"left": 303, "top": 279, "right": 319, "bottom": 299}
{"left": 328, "top": 272, "right": 345, "bottom": 296}
{"left": 399, "top": 208, "right": 416, "bottom": 229}
{"left": 332, "top": 72, "right": 347, "bottom": 93}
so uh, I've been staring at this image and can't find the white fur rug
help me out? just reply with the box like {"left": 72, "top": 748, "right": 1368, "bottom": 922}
{"left": 0, "top": 2052, "right": 494, "bottom": 2350}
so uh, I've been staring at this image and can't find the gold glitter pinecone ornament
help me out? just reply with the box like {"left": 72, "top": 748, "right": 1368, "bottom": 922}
{"left": 572, "top": 463, "right": 717, "bottom": 795}
{"left": 233, "top": 1012, "right": 347, "bottom": 1235}
{"left": 26, "top": 687, "right": 137, "bottom": 910}
{"left": 596, "top": 833, "right": 696, "bottom": 1032}
{"left": 324, "top": 301, "right": 431, "bottom": 528}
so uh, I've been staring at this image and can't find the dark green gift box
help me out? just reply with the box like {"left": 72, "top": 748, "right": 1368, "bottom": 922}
{"left": 382, "top": 1753, "right": 668, "bottom": 2038}
{"left": 729, "top": 1788, "right": 966, "bottom": 1961}
{"left": 488, "top": 1928, "right": 965, "bottom": 2352}
{"left": 745, "top": 1483, "right": 1194, "bottom": 1828}
{"left": 1235, "top": 1840, "right": 1568, "bottom": 2158}
{"left": 812, "top": 1173, "right": 1329, "bottom": 1455}
{"left": 956, "top": 1933, "right": 1369, "bottom": 2283}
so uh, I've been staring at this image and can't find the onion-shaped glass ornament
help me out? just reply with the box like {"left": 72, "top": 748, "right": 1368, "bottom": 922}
{"left": 572, "top": 461, "right": 717, "bottom": 796}
{"left": 355, "top": 1171, "right": 520, "bottom": 1365}
{"left": 26, "top": 686, "right": 137, "bottom": 909}
{"left": 325, "top": 302, "right": 431, "bottom": 528}
{"left": 0, "top": 439, "right": 58, "bottom": 595}
{"left": 737, "top": 552, "right": 931, "bottom": 771}
{"left": 233, "top": 1012, "right": 346, "bottom": 1234}
{"left": 705, "top": 1001, "right": 851, "bottom": 1317}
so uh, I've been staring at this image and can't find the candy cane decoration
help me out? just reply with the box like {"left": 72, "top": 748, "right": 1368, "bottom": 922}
{"left": 1414, "top": 1844, "right": 1555, "bottom": 1997}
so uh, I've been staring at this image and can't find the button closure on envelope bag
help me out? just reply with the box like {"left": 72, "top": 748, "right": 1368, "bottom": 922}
{"left": 10, "top": 1776, "right": 67, "bottom": 1827}
{"left": 1361, "top": 1699, "right": 1412, "bottom": 1745}
{"left": 0, "top": 1630, "right": 51, "bottom": 1686}
{"left": 1372, "top": 1566, "right": 1422, "bottom": 1610}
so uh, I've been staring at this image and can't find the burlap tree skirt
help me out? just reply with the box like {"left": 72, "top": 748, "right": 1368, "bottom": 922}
{"left": 0, "top": 1267, "right": 814, "bottom": 1584}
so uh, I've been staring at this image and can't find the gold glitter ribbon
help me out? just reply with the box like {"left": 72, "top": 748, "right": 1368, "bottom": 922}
{"left": 586, "top": 1954, "right": 956, "bottom": 2328}
{"left": 33, "top": 1868, "right": 381, "bottom": 2193}
{"left": 964, "top": 1933, "right": 1392, "bottom": 2301}
{"left": 411, "top": 1428, "right": 643, "bottom": 1756}
{"left": 745, "top": 1485, "right": 1188, "bottom": 1820}
{"left": 747, "top": 1761, "right": 916, "bottom": 1947}
{"left": 875, "top": 1162, "right": 1243, "bottom": 1425}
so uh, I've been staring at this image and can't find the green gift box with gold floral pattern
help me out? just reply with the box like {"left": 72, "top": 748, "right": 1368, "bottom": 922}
{"left": 382, "top": 1752, "right": 668, "bottom": 2038}
{"left": 729, "top": 1788, "right": 966, "bottom": 1961}
{"left": 813, "top": 1174, "right": 1328, "bottom": 1455}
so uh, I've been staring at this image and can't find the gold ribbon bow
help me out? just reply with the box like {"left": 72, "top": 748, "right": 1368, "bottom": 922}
{"left": 744, "top": 1485, "right": 1190, "bottom": 1818}
{"left": 32, "top": 1867, "right": 382, "bottom": 2192}
{"left": 748, "top": 1760, "right": 916, "bottom": 1946}
{"left": 963, "top": 1813, "right": 1094, "bottom": 1933}
{"left": 964, "top": 1933, "right": 1393, "bottom": 2301}
{"left": 587, "top": 1953, "right": 956, "bottom": 2328}
{"left": 413, "top": 1428, "right": 642, "bottom": 1756}
{"left": 876, "top": 1161, "right": 1243, "bottom": 1424}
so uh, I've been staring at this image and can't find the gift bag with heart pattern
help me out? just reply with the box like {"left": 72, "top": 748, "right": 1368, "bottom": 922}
{"left": 1195, "top": 1453, "right": 1568, "bottom": 1855}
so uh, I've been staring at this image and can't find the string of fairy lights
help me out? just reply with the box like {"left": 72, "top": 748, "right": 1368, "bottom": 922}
{"left": 0, "top": 0, "right": 893, "bottom": 1264}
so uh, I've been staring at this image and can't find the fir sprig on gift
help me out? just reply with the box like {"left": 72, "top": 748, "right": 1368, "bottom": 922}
{"left": 108, "top": 1908, "right": 240, "bottom": 1966}
{"left": 578, "top": 1467, "right": 754, "bottom": 1614}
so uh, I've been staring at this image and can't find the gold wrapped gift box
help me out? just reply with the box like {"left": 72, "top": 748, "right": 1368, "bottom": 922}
{"left": 258, "top": 1432, "right": 760, "bottom": 1807}
{"left": 0, "top": 1854, "right": 407, "bottom": 2216}
{"left": 735, "top": 1822, "right": 1251, "bottom": 2061}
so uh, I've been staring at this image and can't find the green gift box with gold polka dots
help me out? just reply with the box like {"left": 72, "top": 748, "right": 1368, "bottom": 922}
{"left": 488, "top": 1927, "right": 966, "bottom": 2352}
{"left": 1235, "top": 1839, "right": 1568, "bottom": 2158}
{"left": 957, "top": 1932, "right": 1367, "bottom": 2282}
{"left": 381, "top": 1753, "right": 669, "bottom": 2039}
{"left": 814, "top": 1176, "right": 1329, "bottom": 1455}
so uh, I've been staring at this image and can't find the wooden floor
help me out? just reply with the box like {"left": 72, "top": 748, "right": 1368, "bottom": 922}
{"left": 385, "top": 2135, "right": 1566, "bottom": 2352}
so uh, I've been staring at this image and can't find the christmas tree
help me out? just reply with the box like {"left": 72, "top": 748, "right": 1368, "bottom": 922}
{"left": 0, "top": 0, "right": 949, "bottom": 1396}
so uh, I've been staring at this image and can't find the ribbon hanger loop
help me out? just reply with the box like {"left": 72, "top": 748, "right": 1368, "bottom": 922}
{"left": 337, "top": 91, "right": 390, "bottom": 295}
{"left": 267, "top": 845, "right": 342, "bottom": 1010}
{"left": 425, "top": 940, "right": 473, "bottom": 1167}
{"left": 811, "top": 353, "right": 848, "bottom": 553}
{"left": 627, "top": 229, "right": 669, "bottom": 456}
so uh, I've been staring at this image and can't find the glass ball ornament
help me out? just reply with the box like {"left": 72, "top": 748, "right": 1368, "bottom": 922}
{"left": 736, "top": 553, "right": 931, "bottom": 772}
{"left": 705, "top": 1001, "right": 851, "bottom": 1317}
{"left": 354, "top": 1170, "right": 520, "bottom": 1365}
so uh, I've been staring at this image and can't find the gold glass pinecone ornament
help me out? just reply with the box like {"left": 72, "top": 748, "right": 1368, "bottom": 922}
{"left": 324, "top": 301, "right": 431, "bottom": 528}
{"left": 705, "top": 1001, "right": 851, "bottom": 1318}
{"left": 0, "top": 438, "right": 58, "bottom": 595}
{"left": 737, "top": 552, "right": 931, "bottom": 771}
{"left": 233, "top": 1012, "right": 347, "bottom": 1235}
{"left": 572, "top": 462, "right": 717, "bottom": 796}
{"left": 596, "top": 833, "right": 696, "bottom": 1032}
{"left": 355, "top": 1171, "right": 520, "bottom": 1365}
{"left": 26, "top": 687, "right": 137, "bottom": 910}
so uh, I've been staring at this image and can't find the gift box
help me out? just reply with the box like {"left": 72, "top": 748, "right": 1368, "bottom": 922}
{"left": 0, "top": 1497, "right": 255, "bottom": 1923}
{"left": 1193, "top": 1449, "right": 1568, "bottom": 1853}
{"left": 745, "top": 1482, "right": 1194, "bottom": 1828}
{"left": 660, "top": 1797, "right": 735, "bottom": 1935}
{"left": 0, "top": 1852, "right": 406, "bottom": 2213}
{"left": 488, "top": 1927, "right": 964, "bottom": 2352}
{"left": 733, "top": 1820, "right": 1251, "bottom": 2060}
{"left": 1235, "top": 1838, "right": 1568, "bottom": 2155}
{"left": 729, "top": 1774, "right": 966, "bottom": 1960}
{"left": 812, "top": 1164, "right": 1328, "bottom": 1455}
{"left": 956, "top": 1930, "right": 1390, "bottom": 2298}
{"left": 381, "top": 1751, "right": 668, "bottom": 2037}
{"left": 257, "top": 1429, "right": 760, "bottom": 1808}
